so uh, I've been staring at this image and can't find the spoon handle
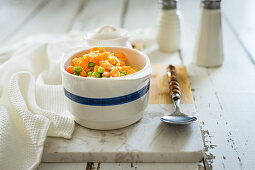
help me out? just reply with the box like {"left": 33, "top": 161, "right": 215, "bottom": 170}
{"left": 167, "top": 65, "right": 181, "bottom": 101}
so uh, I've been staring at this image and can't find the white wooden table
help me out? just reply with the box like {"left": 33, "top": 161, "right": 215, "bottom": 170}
{"left": 1, "top": 0, "right": 255, "bottom": 169}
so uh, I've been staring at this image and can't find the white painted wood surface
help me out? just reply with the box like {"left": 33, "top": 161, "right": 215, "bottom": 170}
{"left": 1, "top": 0, "right": 255, "bottom": 169}
{"left": 71, "top": 0, "right": 124, "bottom": 31}
{"left": 222, "top": 0, "right": 255, "bottom": 65}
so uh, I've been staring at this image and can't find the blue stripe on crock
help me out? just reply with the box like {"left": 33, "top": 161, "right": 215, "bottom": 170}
{"left": 64, "top": 81, "right": 150, "bottom": 106}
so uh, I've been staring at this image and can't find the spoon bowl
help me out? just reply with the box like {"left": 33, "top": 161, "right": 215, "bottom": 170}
{"left": 161, "top": 115, "right": 197, "bottom": 125}
{"left": 160, "top": 93, "right": 197, "bottom": 125}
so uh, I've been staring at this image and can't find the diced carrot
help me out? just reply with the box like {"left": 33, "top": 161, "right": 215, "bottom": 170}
{"left": 116, "top": 52, "right": 127, "bottom": 62}
{"left": 127, "top": 69, "right": 136, "bottom": 74}
{"left": 79, "top": 58, "right": 89, "bottom": 69}
{"left": 108, "top": 56, "right": 119, "bottom": 65}
{"left": 66, "top": 66, "right": 74, "bottom": 74}
{"left": 119, "top": 61, "right": 125, "bottom": 66}
{"left": 88, "top": 56, "right": 95, "bottom": 63}
{"left": 100, "top": 60, "right": 113, "bottom": 71}
{"left": 82, "top": 57, "right": 88, "bottom": 63}
{"left": 101, "top": 52, "right": 110, "bottom": 60}
{"left": 102, "top": 71, "right": 110, "bottom": 77}
{"left": 94, "top": 55, "right": 101, "bottom": 65}
{"left": 94, "top": 65, "right": 99, "bottom": 72}
{"left": 99, "top": 48, "right": 106, "bottom": 53}
{"left": 109, "top": 67, "right": 120, "bottom": 77}
{"left": 116, "top": 66, "right": 122, "bottom": 72}
{"left": 91, "top": 47, "right": 99, "bottom": 52}
{"left": 80, "top": 70, "right": 87, "bottom": 77}
{"left": 72, "top": 57, "right": 82, "bottom": 66}
{"left": 83, "top": 55, "right": 88, "bottom": 60}
{"left": 122, "top": 66, "right": 131, "bottom": 72}
{"left": 85, "top": 68, "right": 91, "bottom": 72}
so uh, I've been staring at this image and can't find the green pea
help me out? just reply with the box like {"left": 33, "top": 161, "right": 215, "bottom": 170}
{"left": 74, "top": 66, "right": 82, "bottom": 74}
{"left": 120, "top": 71, "right": 127, "bottom": 75}
{"left": 88, "top": 71, "right": 93, "bottom": 77}
{"left": 102, "top": 76, "right": 107, "bottom": 78}
{"left": 74, "top": 72, "right": 80, "bottom": 76}
{"left": 98, "top": 67, "right": 105, "bottom": 73}
{"left": 92, "top": 71, "right": 101, "bottom": 78}
{"left": 88, "top": 62, "right": 95, "bottom": 68}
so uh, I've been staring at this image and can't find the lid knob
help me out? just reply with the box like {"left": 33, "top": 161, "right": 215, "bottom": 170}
{"left": 96, "top": 25, "right": 117, "bottom": 34}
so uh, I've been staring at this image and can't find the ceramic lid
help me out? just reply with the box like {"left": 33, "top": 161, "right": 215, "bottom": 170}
{"left": 85, "top": 25, "right": 129, "bottom": 40}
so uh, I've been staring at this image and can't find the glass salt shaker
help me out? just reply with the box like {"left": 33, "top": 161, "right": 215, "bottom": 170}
{"left": 156, "top": 0, "right": 182, "bottom": 53}
{"left": 193, "top": 0, "right": 223, "bottom": 67}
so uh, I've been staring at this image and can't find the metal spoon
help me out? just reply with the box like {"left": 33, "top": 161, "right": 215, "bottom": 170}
{"left": 160, "top": 65, "right": 197, "bottom": 125}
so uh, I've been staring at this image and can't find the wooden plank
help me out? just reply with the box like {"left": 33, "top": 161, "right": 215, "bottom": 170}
{"left": 38, "top": 162, "right": 204, "bottom": 170}
{"left": 0, "top": 0, "right": 46, "bottom": 45}
{"left": 150, "top": 64, "right": 193, "bottom": 104}
{"left": 17, "top": 0, "right": 83, "bottom": 34}
{"left": 70, "top": 0, "right": 124, "bottom": 31}
{"left": 223, "top": 0, "right": 255, "bottom": 65}
{"left": 3, "top": 0, "right": 84, "bottom": 47}
{"left": 123, "top": 0, "right": 158, "bottom": 30}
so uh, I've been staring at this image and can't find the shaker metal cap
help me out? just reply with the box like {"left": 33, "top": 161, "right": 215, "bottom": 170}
{"left": 159, "top": 0, "right": 178, "bottom": 10}
{"left": 202, "top": 0, "right": 221, "bottom": 9}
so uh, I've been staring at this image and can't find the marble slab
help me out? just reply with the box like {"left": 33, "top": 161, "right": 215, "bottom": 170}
{"left": 42, "top": 104, "right": 204, "bottom": 163}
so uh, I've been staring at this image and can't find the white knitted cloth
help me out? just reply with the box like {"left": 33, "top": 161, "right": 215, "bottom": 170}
{"left": 0, "top": 33, "right": 87, "bottom": 170}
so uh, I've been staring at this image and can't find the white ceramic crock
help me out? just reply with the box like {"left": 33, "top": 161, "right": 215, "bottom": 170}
{"left": 84, "top": 25, "right": 132, "bottom": 48}
{"left": 61, "top": 47, "right": 152, "bottom": 130}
